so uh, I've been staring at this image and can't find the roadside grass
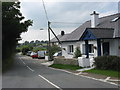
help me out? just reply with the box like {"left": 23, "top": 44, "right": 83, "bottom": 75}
{"left": 84, "top": 69, "right": 120, "bottom": 78}
{"left": 49, "top": 64, "right": 82, "bottom": 70}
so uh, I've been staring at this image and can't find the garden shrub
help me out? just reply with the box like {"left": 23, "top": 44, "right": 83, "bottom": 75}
{"left": 74, "top": 47, "right": 82, "bottom": 58}
{"left": 49, "top": 45, "right": 61, "bottom": 61}
{"left": 94, "top": 56, "right": 120, "bottom": 71}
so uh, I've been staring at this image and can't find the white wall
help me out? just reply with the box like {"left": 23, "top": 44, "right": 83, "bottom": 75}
{"left": 79, "top": 40, "right": 97, "bottom": 57}
{"left": 61, "top": 40, "right": 98, "bottom": 58}
{"left": 62, "top": 42, "right": 80, "bottom": 58}
{"left": 61, "top": 39, "right": 120, "bottom": 59}
{"left": 91, "top": 15, "right": 99, "bottom": 28}
{"left": 109, "top": 39, "right": 120, "bottom": 56}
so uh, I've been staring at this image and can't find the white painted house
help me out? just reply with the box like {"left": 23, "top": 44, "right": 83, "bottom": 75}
{"left": 51, "top": 11, "right": 120, "bottom": 59}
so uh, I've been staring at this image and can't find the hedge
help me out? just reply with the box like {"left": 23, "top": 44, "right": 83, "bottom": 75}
{"left": 94, "top": 56, "right": 120, "bottom": 71}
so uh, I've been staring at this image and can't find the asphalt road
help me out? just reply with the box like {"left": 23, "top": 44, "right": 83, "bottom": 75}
{"left": 2, "top": 54, "right": 119, "bottom": 89}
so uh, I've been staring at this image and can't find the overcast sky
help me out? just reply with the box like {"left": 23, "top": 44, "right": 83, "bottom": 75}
{"left": 18, "top": 0, "right": 119, "bottom": 43}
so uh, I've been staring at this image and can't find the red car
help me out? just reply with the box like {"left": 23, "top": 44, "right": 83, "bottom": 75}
{"left": 30, "top": 52, "right": 38, "bottom": 59}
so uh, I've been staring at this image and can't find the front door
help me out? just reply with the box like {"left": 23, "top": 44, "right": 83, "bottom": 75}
{"left": 102, "top": 42, "right": 109, "bottom": 56}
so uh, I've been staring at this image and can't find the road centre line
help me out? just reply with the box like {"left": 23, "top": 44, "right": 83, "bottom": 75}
{"left": 19, "top": 57, "right": 62, "bottom": 89}
{"left": 19, "top": 58, "right": 26, "bottom": 65}
{"left": 19, "top": 56, "right": 118, "bottom": 87}
{"left": 19, "top": 57, "right": 35, "bottom": 72}
{"left": 26, "top": 66, "right": 34, "bottom": 72}
{"left": 38, "top": 74, "right": 62, "bottom": 90}
{"left": 22, "top": 61, "right": 26, "bottom": 65}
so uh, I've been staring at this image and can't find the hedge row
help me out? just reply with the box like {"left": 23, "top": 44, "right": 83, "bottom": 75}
{"left": 94, "top": 56, "right": 120, "bottom": 71}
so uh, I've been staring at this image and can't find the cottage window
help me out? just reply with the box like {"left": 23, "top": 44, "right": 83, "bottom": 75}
{"left": 82, "top": 44, "right": 85, "bottom": 54}
{"left": 89, "top": 44, "right": 94, "bottom": 53}
{"left": 82, "top": 44, "right": 94, "bottom": 54}
{"left": 68, "top": 45, "right": 74, "bottom": 54}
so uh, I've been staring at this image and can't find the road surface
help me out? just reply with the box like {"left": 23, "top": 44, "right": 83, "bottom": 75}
{"left": 2, "top": 54, "right": 119, "bottom": 89}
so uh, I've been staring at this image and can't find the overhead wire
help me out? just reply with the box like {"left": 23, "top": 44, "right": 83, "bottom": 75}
{"left": 51, "top": 21, "right": 83, "bottom": 25}
{"left": 41, "top": 0, "right": 82, "bottom": 25}
{"left": 41, "top": 0, "right": 49, "bottom": 21}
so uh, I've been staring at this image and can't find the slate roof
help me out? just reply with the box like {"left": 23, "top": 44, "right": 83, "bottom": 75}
{"left": 51, "top": 34, "right": 70, "bottom": 42}
{"left": 51, "top": 13, "right": 120, "bottom": 42}
{"left": 86, "top": 28, "right": 114, "bottom": 39}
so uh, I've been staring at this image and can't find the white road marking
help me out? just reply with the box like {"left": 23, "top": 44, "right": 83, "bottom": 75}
{"left": 48, "top": 67, "right": 118, "bottom": 86}
{"left": 38, "top": 74, "right": 62, "bottom": 90}
{"left": 22, "top": 61, "right": 26, "bottom": 65}
{"left": 75, "top": 72, "right": 82, "bottom": 75}
{"left": 19, "top": 58, "right": 26, "bottom": 65}
{"left": 105, "top": 77, "right": 111, "bottom": 81}
{"left": 19, "top": 56, "right": 118, "bottom": 87}
{"left": 19, "top": 57, "right": 35, "bottom": 72}
{"left": 108, "top": 79, "right": 120, "bottom": 82}
{"left": 27, "top": 66, "right": 34, "bottom": 72}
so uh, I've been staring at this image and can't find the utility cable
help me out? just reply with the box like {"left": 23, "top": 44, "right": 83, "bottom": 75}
{"left": 51, "top": 21, "right": 83, "bottom": 25}
{"left": 41, "top": 0, "right": 49, "bottom": 21}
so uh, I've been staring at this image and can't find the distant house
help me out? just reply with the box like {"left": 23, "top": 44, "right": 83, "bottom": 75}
{"left": 51, "top": 11, "right": 120, "bottom": 58}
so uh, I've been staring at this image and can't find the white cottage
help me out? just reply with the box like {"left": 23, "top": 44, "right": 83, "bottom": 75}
{"left": 51, "top": 11, "right": 120, "bottom": 59}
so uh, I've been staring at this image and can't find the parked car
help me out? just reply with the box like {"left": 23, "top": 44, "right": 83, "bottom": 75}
{"left": 37, "top": 50, "right": 45, "bottom": 59}
{"left": 26, "top": 51, "right": 32, "bottom": 56}
{"left": 30, "top": 52, "right": 38, "bottom": 59}
{"left": 53, "top": 51, "right": 62, "bottom": 57}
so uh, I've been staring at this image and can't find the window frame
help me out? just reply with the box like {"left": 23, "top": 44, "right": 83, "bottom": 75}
{"left": 68, "top": 45, "right": 74, "bottom": 54}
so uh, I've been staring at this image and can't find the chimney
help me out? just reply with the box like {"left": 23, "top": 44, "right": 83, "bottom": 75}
{"left": 61, "top": 31, "right": 65, "bottom": 36}
{"left": 90, "top": 11, "right": 99, "bottom": 28}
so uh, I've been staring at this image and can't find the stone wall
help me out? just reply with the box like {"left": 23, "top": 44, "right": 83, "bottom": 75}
{"left": 53, "top": 56, "right": 79, "bottom": 65}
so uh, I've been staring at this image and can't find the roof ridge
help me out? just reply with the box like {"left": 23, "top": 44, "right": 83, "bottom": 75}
{"left": 87, "top": 28, "right": 114, "bottom": 29}
{"left": 99, "top": 13, "right": 120, "bottom": 19}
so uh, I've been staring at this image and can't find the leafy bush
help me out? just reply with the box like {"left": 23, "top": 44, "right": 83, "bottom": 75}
{"left": 94, "top": 56, "right": 120, "bottom": 71}
{"left": 32, "top": 47, "right": 46, "bottom": 52}
{"left": 74, "top": 47, "right": 82, "bottom": 58}
{"left": 22, "top": 47, "right": 30, "bottom": 55}
{"left": 49, "top": 45, "right": 61, "bottom": 60}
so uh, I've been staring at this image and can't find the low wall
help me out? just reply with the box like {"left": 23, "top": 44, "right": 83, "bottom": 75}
{"left": 53, "top": 56, "right": 79, "bottom": 65}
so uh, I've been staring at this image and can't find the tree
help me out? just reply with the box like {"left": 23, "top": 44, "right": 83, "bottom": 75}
{"left": 24, "top": 41, "right": 29, "bottom": 45}
{"left": 2, "top": 2, "right": 33, "bottom": 71}
{"left": 49, "top": 45, "right": 61, "bottom": 60}
{"left": 74, "top": 47, "right": 82, "bottom": 58}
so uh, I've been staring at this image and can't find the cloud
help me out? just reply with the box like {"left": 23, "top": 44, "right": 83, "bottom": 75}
{"left": 19, "top": 0, "right": 119, "bottom": 2}
{"left": 19, "top": 1, "right": 118, "bottom": 43}
{"left": 19, "top": 29, "right": 48, "bottom": 43}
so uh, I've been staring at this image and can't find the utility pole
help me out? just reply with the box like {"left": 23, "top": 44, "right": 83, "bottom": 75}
{"left": 47, "top": 21, "right": 62, "bottom": 61}
{"left": 48, "top": 21, "right": 51, "bottom": 61}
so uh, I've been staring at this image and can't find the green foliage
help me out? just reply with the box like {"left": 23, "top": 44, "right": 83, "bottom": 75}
{"left": 45, "top": 53, "right": 48, "bottom": 56}
{"left": 16, "top": 45, "right": 33, "bottom": 55}
{"left": 2, "top": 2, "right": 33, "bottom": 71}
{"left": 49, "top": 64, "right": 82, "bottom": 70}
{"left": 32, "top": 47, "right": 46, "bottom": 52}
{"left": 74, "top": 47, "right": 82, "bottom": 58}
{"left": 21, "top": 47, "right": 30, "bottom": 55}
{"left": 84, "top": 69, "right": 120, "bottom": 78}
{"left": 49, "top": 45, "right": 61, "bottom": 60}
{"left": 94, "top": 56, "right": 120, "bottom": 71}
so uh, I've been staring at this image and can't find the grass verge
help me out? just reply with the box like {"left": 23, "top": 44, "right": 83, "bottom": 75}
{"left": 49, "top": 64, "right": 82, "bottom": 70}
{"left": 84, "top": 69, "right": 120, "bottom": 78}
